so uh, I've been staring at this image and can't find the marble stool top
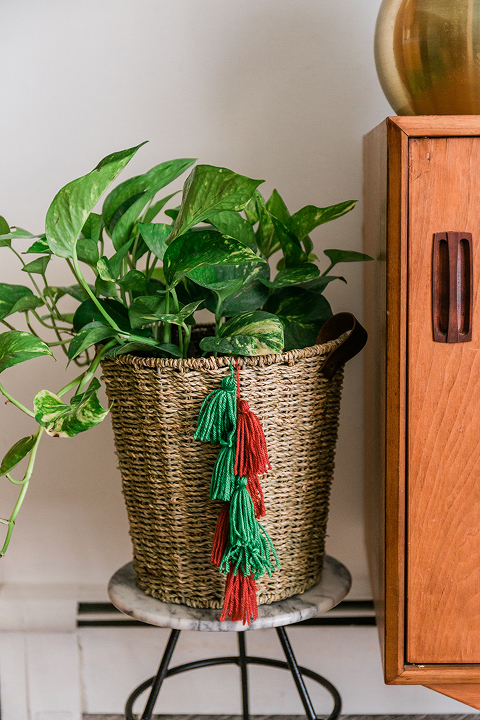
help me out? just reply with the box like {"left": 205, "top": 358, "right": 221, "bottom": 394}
{"left": 108, "top": 555, "right": 351, "bottom": 632}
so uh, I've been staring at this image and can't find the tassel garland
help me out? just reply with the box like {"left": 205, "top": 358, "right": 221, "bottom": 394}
{"left": 235, "top": 398, "right": 271, "bottom": 479}
{"left": 210, "top": 432, "right": 236, "bottom": 501}
{"left": 220, "top": 568, "right": 258, "bottom": 624}
{"left": 195, "top": 361, "right": 279, "bottom": 625}
{"left": 194, "top": 369, "right": 237, "bottom": 443}
{"left": 220, "top": 475, "right": 278, "bottom": 579}
{"left": 211, "top": 502, "right": 230, "bottom": 567}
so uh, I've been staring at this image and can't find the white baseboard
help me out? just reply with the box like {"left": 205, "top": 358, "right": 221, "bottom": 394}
{"left": 77, "top": 626, "right": 480, "bottom": 716}
{"left": 0, "top": 589, "right": 478, "bottom": 718}
{"left": 0, "top": 632, "right": 81, "bottom": 720}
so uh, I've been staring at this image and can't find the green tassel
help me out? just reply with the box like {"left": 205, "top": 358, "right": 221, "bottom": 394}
{"left": 210, "top": 431, "right": 236, "bottom": 501}
{"left": 194, "top": 367, "right": 237, "bottom": 444}
{"left": 220, "top": 475, "right": 279, "bottom": 579}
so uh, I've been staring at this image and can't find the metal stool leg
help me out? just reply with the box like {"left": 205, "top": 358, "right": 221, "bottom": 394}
{"left": 126, "top": 628, "right": 180, "bottom": 720}
{"left": 124, "top": 626, "right": 341, "bottom": 720}
{"left": 276, "top": 625, "right": 317, "bottom": 720}
{"left": 237, "top": 632, "right": 250, "bottom": 720}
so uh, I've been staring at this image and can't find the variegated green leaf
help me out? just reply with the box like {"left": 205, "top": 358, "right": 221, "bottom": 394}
{"left": 0, "top": 331, "right": 53, "bottom": 373}
{"left": 102, "top": 159, "right": 195, "bottom": 233}
{"left": 117, "top": 270, "right": 147, "bottom": 294}
{"left": 77, "top": 237, "right": 99, "bottom": 268}
{"left": 260, "top": 263, "right": 319, "bottom": 289}
{"left": 207, "top": 210, "right": 255, "bottom": 246}
{"left": 198, "top": 334, "right": 257, "bottom": 356}
{"left": 299, "top": 275, "right": 346, "bottom": 292}
{"left": 288, "top": 200, "right": 356, "bottom": 240}
{"left": 264, "top": 286, "right": 333, "bottom": 351}
{"left": 138, "top": 223, "right": 171, "bottom": 260}
{"left": 45, "top": 142, "right": 146, "bottom": 258}
{"left": 270, "top": 216, "right": 306, "bottom": 268}
{"left": 170, "top": 165, "right": 264, "bottom": 241}
{"left": 266, "top": 189, "right": 290, "bottom": 225}
{"left": 81, "top": 212, "right": 103, "bottom": 244}
{"left": 0, "top": 284, "right": 39, "bottom": 320}
{"left": 255, "top": 201, "right": 281, "bottom": 259}
{"left": 0, "top": 217, "right": 9, "bottom": 236}
{"left": 21, "top": 256, "right": 50, "bottom": 275}
{"left": 163, "top": 229, "right": 263, "bottom": 288}
{"left": 68, "top": 322, "right": 117, "bottom": 360}
{"left": 33, "top": 378, "right": 109, "bottom": 438}
{"left": 323, "top": 248, "right": 374, "bottom": 271}
{"left": 95, "top": 277, "right": 119, "bottom": 299}
{"left": 143, "top": 300, "right": 203, "bottom": 327}
{"left": 128, "top": 295, "right": 167, "bottom": 329}
{"left": 0, "top": 435, "right": 36, "bottom": 476}
{"left": 23, "top": 237, "right": 52, "bottom": 254}
{"left": 264, "top": 286, "right": 332, "bottom": 324}
{"left": 73, "top": 298, "right": 130, "bottom": 332}
{"left": 9, "top": 294, "right": 44, "bottom": 314}
{"left": 282, "top": 319, "right": 324, "bottom": 351}
{"left": 200, "top": 261, "right": 270, "bottom": 316}
{"left": 97, "top": 256, "right": 116, "bottom": 282}
{"left": 0, "top": 224, "right": 35, "bottom": 246}
{"left": 52, "top": 284, "right": 90, "bottom": 302}
{"left": 215, "top": 310, "right": 284, "bottom": 356}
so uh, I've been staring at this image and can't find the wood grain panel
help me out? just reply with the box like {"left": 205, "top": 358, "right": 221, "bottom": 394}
{"left": 364, "top": 120, "right": 388, "bottom": 671}
{"left": 407, "top": 137, "right": 480, "bottom": 663}
{"left": 364, "top": 118, "right": 410, "bottom": 683}
{"left": 384, "top": 120, "right": 409, "bottom": 682}
{"left": 391, "top": 116, "right": 480, "bottom": 137}
{"left": 428, "top": 684, "right": 480, "bottom": 710}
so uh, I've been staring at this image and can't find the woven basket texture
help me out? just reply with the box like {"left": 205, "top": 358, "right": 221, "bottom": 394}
{"left": 101, "top": 337, "right": 343, "bottom": 609}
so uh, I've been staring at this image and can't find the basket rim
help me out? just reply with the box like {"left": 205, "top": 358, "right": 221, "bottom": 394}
{"left": 101, "top": 334, "right": 344, "bottom": 371}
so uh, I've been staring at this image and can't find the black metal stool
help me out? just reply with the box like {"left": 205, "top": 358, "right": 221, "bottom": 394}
{"left": 108, "top": 555, "right": 351, "bottom": 720}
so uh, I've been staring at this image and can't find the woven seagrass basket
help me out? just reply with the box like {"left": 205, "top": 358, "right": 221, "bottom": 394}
{"left": 101, "top": 324, "right": 353, "bottom": 610}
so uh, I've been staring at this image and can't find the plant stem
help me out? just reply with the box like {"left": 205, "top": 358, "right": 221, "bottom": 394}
{"left": 47, "top": 338, "right": 70, "bottom": 347}
{"left": 0, "top": 383, "right": 35, "bottom": 417}
{"left": 6, "top": 472, "right": 27, "bottom": 486}
{"left": 31, "top": 310, "right": 71, "bottom": 332}
{"left": 74, "top": 339, "right": 118, "bottom": 395}
{"left": 149, "top": 257, "right": 158, "bottom": 278}
{"left": 1, "top": 319, "right": 17, "bottom": 331}
{"left": 26, "top": 314, "right": 41, "bottom": 338}
{"left": 321, "top": 262, "right": 335, "bottom": 277}
{"left": 171, "top": 288, "right": 182, "bottom": 351}
{"left": 57, "top": 372, "right": 85, "bottom": 398}
{"left": 145, "top": 251, "right": 152, "bottom": 275}
{"left": 215, "top": 294, "right": 223, "bottom": 335}
{"left": 8, "top": 245, "right": 44, "bottom": 298}
{"left": 0, "top": 428, "right": 43, "bottom": 556}
{"left": 182, "top": 322, "right": 191, "bottom": 359}
{"left": 66, "top": 258, "right": 79, "bottom": 283}
{"left": 162, "top": 292, "right": 171, "bottom": 343}
{"left": 72, "top": 245, "right": 122, "bottom": 333}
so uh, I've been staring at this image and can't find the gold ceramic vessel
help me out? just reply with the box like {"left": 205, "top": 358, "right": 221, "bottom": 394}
{"left": 375, "top": 0, "right": 480, "bottom": 115}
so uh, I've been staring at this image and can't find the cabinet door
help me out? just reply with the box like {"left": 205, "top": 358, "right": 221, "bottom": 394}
{"left": 407, "top": 137, "right": 480, "bottom": 663}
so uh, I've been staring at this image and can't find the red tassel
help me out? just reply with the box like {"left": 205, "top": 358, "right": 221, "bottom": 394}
{"left": 246, "top": 474, "right": 266, "bottom": 519}
{"left": 235, "top": 398, "right": 271, "bottom": 477}
{"left": 220, "top": 567, "right": 258, "bottom": 625}
{"left": 211, "top": 503, "right": 230, "bottom": 567}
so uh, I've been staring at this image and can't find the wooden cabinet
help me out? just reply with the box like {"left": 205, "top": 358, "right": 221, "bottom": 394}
{"left": 364, "top": 117, "right": 480, "bottom": 710}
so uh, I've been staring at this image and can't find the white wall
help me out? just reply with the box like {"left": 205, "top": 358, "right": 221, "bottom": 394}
{"left": 0, "top": 0, "right": 474, "bottom": 716}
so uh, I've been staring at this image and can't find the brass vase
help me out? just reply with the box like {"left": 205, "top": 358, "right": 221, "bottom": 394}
{"left": 375, "top": 0, "right": 480, "bottom": 115}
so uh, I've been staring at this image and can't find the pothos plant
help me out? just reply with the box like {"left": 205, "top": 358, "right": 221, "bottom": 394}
{"left": 0, "top": 142, "right": 371, "bottom": 555}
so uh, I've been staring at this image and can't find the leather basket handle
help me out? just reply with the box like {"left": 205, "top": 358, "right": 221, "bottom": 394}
{"left": 317, "top": 312, "right": 368, "bottom": 379}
